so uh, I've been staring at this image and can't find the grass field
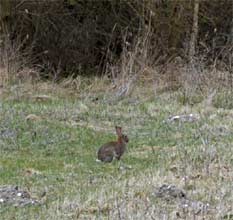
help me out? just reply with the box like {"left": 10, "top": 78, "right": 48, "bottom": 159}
{"left": 0, "top": 82, "right": 233, "bottom": 219}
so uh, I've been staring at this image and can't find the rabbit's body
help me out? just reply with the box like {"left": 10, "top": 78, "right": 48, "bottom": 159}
{"left": 97, "top": 127, "right": 128, "bottom": 162}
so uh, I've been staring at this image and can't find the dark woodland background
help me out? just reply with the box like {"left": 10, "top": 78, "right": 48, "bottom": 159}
{"left": 0, "top": 0, "right": 232, "bottom": 81}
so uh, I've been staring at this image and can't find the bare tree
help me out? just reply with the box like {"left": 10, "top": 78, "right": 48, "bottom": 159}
{"left": 231, "top": 1, "right": 233, "bottom": 45}
{"left": 0, "top": 0, "right": 11, "bottom": 34}
{"left": 189, "top": 0, "right": 199, "bottom": 61}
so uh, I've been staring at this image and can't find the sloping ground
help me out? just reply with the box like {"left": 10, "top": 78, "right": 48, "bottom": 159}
{"left": 0, "top": 83, "right": 233, "bottom": 219}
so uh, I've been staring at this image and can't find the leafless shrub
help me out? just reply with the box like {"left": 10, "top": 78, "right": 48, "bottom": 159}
{"left": 0, "top": 33, "right": 39, "bottom": 86}
{"left": 104, "top": 25, "right": 161, "bottom": 98}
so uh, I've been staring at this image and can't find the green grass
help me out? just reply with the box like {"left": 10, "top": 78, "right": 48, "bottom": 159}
{"left": 1, "top": 84, "right": 233, "bottom": 219}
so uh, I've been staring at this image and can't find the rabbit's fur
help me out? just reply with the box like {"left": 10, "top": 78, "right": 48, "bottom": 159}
{"left": 97, "top": 126, "right": 129, "bottom": 162}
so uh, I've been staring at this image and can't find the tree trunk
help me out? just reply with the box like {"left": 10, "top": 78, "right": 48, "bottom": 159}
{"left": 0, "top": 0, "right": 11, "bottom": 34}
{"left": 231, "top": 1, "right": 233, "bottom": 45}
{"left": 189, "top": 0, "right": 199, "bottom": 61}
{"left": 0, "top": 0, "right": 11, "bottom": 72}
{"left": 230, "top": 1, "right": 233, "bottom": 90}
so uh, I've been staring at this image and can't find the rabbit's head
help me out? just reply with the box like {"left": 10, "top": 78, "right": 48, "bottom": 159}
{"left": 122, "top": 134, "right": 129, "bottom": 143}
{"left": 115, "top": 126, "right": 129, "bottom": 143}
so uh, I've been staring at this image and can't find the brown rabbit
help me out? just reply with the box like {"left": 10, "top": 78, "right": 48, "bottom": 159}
{"left": 97, "top": 126, "right": 129, "bottom": 162}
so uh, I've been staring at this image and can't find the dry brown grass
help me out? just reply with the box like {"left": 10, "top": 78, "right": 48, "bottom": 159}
{"left": 0, "top": 34, "right": 39, "bottom": 87}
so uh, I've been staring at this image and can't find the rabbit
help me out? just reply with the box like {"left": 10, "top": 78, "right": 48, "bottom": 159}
{"left": 97, "top": 126, "right": 129, "bottom": 162}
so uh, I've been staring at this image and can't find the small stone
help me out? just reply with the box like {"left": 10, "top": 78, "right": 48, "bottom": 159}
{"left": 26, "top": 114, "right": 41, "bottom": 122}
{"left": 0, "top": 185, "right": 38, "bottom": 207}
{"left": 154, "top": 184, "right": 187, "bottom": 200}
{"left": 32, "top": 95, "right": 52, "bottom": 101}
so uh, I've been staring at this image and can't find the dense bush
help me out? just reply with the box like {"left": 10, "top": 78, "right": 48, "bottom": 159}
{"left": 0, "top": 0, "right": 232, "bottom": 78}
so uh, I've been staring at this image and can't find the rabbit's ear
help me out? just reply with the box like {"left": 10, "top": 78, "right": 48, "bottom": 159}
{"left": 115, "top": 126, "right": 122, "bottom": 135}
